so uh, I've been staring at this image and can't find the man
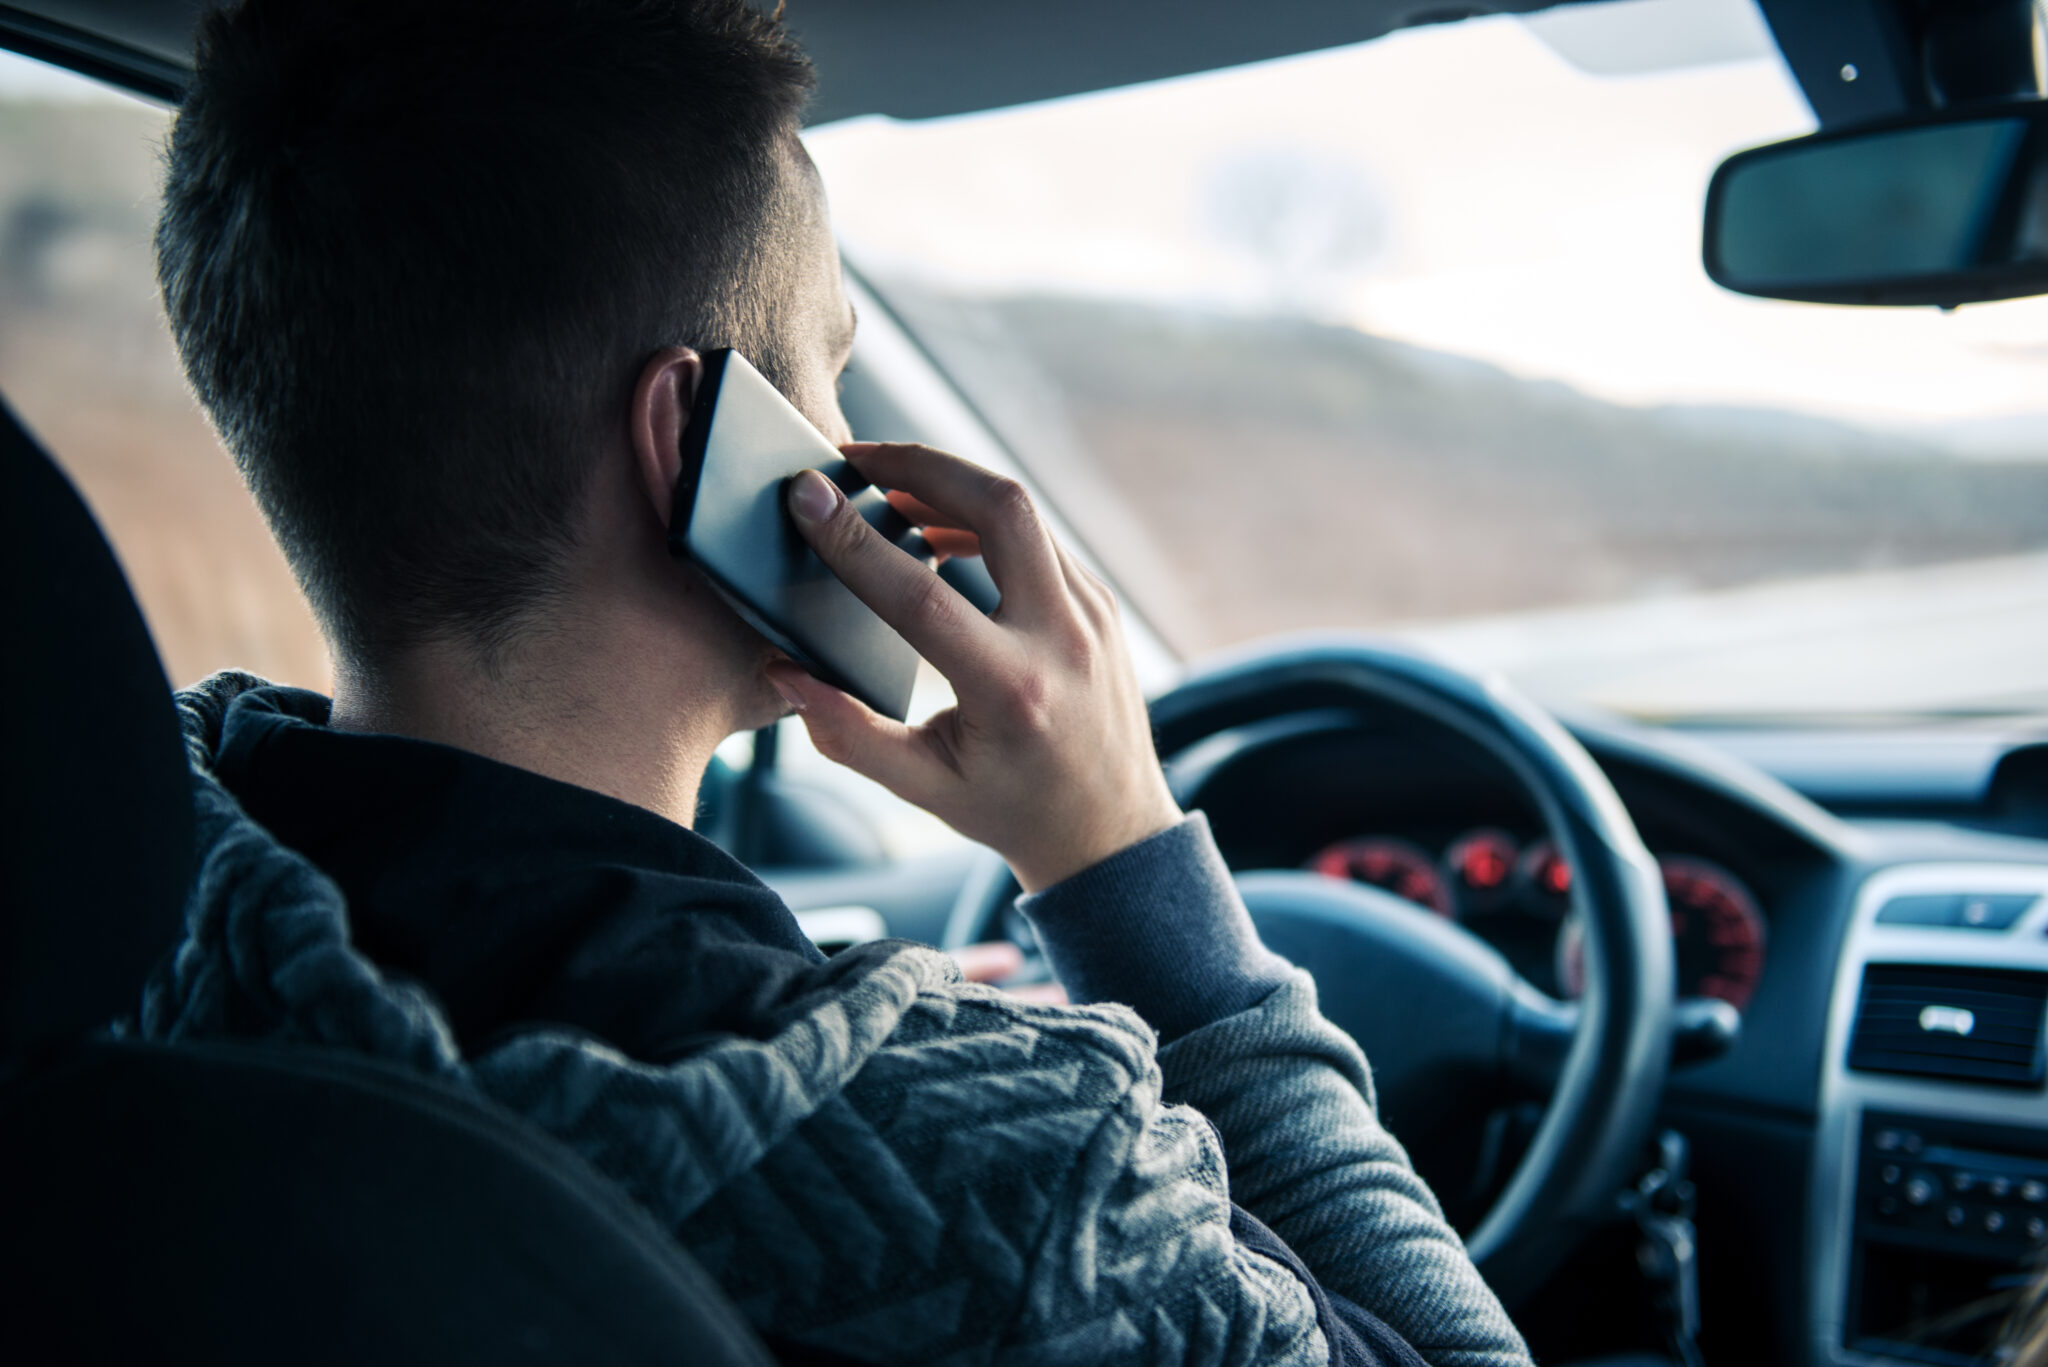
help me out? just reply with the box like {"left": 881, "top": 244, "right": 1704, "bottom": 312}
{"left": 149, "top": 2, "right": 1533, "bottom": 1364}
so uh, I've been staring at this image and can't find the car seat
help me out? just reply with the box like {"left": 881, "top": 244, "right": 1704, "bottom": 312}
{"left": 0, "top": 395, "right": 773, "bottom": 1366}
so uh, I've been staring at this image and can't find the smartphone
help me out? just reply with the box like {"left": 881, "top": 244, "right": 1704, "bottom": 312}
{"left": 668, "top": 349, "right": 924, "bottom": 722}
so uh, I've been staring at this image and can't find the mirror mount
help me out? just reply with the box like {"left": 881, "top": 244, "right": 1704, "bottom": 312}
{"left": 1921, "top": 0, "right": 2047, "bottom": 108}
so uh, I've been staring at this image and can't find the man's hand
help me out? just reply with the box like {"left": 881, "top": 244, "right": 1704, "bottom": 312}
{"left": 764, "top": 442, "right": 1181, "bottom": 893}
{"left": 949, "top": 941, "right": 1071, "bottom": 1004}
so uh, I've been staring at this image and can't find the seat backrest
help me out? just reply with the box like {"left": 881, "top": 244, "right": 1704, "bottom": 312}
{"left": 0, "top": 1038, "right": 774, "bottom": 1365}
{"left": 0, "top": 398, "right": 772, "bottom": 1366}
{"left": 0, "top": 398, "right": 194, "bottom": 1064}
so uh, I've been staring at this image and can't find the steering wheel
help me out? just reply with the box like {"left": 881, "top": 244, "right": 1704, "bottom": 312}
{"left": 943, "top": 639, "right": 1673, "bottom": 1305}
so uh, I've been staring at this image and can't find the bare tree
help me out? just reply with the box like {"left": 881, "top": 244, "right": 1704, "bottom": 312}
{"left": 1205, "top": 148, "right": 1390, "bottom": 314}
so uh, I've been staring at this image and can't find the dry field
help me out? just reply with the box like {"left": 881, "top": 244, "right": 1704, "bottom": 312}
{"left": 2, "top": 96, "right": 328, "bottom": 689}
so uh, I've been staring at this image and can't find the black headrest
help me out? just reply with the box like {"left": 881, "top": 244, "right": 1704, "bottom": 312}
{"left": 0, "top": 397, "right": 196, "bottom": 1062}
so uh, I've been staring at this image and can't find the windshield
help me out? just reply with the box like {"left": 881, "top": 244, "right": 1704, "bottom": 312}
{"left": 808, "top": 0, "right": 2048, "bottom": 723}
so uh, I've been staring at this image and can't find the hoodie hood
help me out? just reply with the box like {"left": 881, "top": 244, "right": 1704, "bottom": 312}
{"left": 143, "top": 670, "right": 961, "bottom": 1227}
{"left": 195, "top": 676, "right": 840, "bottom": 1057}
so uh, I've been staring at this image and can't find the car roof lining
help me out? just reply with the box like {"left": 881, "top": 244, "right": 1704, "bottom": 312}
{"left": 0, "top": 0, "right": 1615, "bottom": 115}
{"left": 0, "top": 0, "right": 1927, "bottom": 126}
{"left": 788, "top": 0, "right": 1597, "bottom": 123}
{"left": 0, "top": 0, "right": 189, "bottom": 102}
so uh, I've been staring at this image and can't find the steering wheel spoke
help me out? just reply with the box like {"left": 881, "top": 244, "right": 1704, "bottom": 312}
{"left": 1235, "top": 872, "right": 1522, "bottom": 1123}
{"left": 1502, "top": 984, "right": 1579, "bottom": 1094}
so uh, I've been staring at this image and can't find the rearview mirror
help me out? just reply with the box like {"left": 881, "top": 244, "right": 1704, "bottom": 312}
{"left": 1703, "top": 102, "right": 2048, "bottom": 308}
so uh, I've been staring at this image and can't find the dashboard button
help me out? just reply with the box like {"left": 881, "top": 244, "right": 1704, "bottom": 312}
{"left": 1957, "top": 894, "right": 2036, "bottom": 931}
{"left": 1945, "top": 1205, "right": 1968, "bottom": 1228}
{"left": 1986, "top": 1210, "right": 2007, "bottom": 1234}
{"left": 1988, "top": 1176, "right": 2013, "bottom": 1199}
{"left": 1905, "top": 1175, "right": 1937, "bottom": 1207}
{"left": 1876, "top": 895, "right": 1961, "bottom": 926}
{"left": 1951, "top": 1171, "right": 1975, "bottom": 1194}
{"left": 2027, "top": 1216, "right": 2046, "bottom": 1241}
{"left": 2023, "top": 1180, "right": 2046, "bottom": 1204}
{"left": 1880, "top": 1164, "right": 1901, "bottom": 1186}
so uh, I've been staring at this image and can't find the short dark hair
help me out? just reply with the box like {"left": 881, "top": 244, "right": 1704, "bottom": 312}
{"left": 157, "top": 0, "right": 814, "bottom": 666}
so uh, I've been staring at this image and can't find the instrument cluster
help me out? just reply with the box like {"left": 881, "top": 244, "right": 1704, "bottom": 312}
{"left": 1305, "top": 829, "right": 1768, "bottom": 1008}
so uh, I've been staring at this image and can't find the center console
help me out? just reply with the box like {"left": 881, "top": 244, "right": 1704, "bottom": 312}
{"left": 1813, "top": 865, "right": 2048, "bottom": 1366}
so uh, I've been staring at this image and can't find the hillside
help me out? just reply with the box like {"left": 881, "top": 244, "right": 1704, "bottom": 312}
{"left": 869, "top": 278, "right": 2048, "bottom": 654}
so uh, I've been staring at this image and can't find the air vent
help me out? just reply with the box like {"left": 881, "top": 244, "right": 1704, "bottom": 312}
{"left": 1847, "top": 965, "right": 2047, "bottom": 1088}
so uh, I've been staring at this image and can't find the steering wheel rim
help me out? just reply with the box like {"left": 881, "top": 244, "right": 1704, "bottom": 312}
{"left": 945, "top": 637, "right": 1672, "bottom": 1305}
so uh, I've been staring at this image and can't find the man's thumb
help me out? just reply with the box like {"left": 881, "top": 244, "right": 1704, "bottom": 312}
{"left": 763, "top": 661, "right": 931, "bottom": 803}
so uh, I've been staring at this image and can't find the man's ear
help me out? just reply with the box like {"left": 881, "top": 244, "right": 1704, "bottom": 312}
{"left": 629, "top": 347, "right": 705, "bottom": 530}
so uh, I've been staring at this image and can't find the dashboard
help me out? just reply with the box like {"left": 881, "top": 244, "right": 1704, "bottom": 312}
{"left": 1300, "top": 827, "right": 1768, "bottom": 1008}
{"left": 1144, "top": 703, "right": 2048, "bottom": 1367}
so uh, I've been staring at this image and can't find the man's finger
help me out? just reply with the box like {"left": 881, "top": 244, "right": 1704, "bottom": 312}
{"left": 922, "top": 527, "right": 983, "bottom": 560}
{"left": 949, "top": 941, "right": 1025, "bottom": 984}
{"left": 1053, "top": 537, "right": 1117, "bottom": 627}
{"left": 885, "top": 489, "right": 966, "bottom": 530}
{"left": 843, "top": 443, "right": 1063, "bottom": 614}
{"left": 883, "top": 490, "right": 982, "bottom": 561}
{"left": 788, "top": 471, "right": 1011, "bottom": 682}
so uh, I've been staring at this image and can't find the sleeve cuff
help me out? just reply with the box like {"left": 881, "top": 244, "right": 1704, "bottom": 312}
{"left": 1016, "top": 811, "right": 1294, "bottom": 1043}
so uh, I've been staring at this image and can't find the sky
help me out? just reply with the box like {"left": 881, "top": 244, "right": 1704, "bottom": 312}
{"left": 806, "top": 0, "right": 2048, "bottom": 438}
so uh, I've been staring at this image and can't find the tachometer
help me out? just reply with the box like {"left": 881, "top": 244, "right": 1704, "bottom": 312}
{"left": 1660, "top": 856, "right": 1768, "bottom": 1010}
{"left": 1306, "top": 836, "right": 1454, "bottom": 917}
{"left": 1554, "top": 854, "right": 1768, "bottom": 1008}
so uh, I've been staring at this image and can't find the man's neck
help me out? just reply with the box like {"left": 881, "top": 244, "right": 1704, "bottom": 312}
{"left": 329, "top": 617, "right": 741, "bottom": 829}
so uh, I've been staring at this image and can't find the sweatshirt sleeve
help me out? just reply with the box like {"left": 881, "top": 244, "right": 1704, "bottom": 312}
{"left": 1017, "top": 814, "right": 1532, "bottom": 1367}
{"left": 1157, "top": 974, "right": 1531, "bottom": 1367}
{"left": 1018, "top": 812, "right": 1294, "bottom": 1042}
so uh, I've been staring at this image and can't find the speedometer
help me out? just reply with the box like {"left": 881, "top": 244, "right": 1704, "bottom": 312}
{"left": 1555, "top": 854, "right": 1768, "bottom": 1008}
{"left": 1659, "top": 856, "right": 1768, "bottom": 1010}
{"left": 1306, "top": 836, "right": 1454, "bottom": 917}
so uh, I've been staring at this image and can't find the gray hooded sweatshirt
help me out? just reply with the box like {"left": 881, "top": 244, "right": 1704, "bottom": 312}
{"left": 140, "top": 672, "right": 1532, "bottom": 1367}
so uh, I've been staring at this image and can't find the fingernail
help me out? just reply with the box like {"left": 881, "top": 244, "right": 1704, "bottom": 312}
{"left": 766, "top": 667, "right": 808, "bottom": 712}
{"left": 788, "top": 469, "right": 843, "bottom": 524}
